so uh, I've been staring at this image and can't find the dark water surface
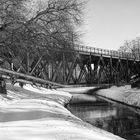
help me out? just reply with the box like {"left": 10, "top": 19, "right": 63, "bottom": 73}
{"left": 67, "top": 95, "right": 140, "bottom": 140}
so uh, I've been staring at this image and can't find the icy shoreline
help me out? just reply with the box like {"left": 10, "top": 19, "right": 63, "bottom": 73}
{"left": 96, "top": 85, "right": 140, "bottom": 108}
{"left": 0, "top": 83, "right": 124, "bottom": 140}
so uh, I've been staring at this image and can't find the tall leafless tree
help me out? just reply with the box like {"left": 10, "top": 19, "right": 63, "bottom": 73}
{"left": 0, "top": 0, "right": 84, "bottom": 63}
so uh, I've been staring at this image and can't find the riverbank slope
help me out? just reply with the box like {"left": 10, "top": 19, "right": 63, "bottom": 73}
{"left": 96, "top": 85, "right": 140, "bottom": 108}
{"left": 0, "top": 83, "right": 124, "bottom": 140}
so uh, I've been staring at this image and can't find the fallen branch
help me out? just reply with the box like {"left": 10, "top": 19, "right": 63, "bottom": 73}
{"left": 0, "top": 67, "right": 69, "bottom": 88}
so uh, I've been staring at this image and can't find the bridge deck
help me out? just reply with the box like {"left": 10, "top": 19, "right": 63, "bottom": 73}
{"left": 75, "top": 45, "right": 139, "bottom": 61}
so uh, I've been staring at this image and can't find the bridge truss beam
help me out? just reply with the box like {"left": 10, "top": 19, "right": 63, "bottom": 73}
{"left": 0, "top": 48, "right": 140, "bottom": 86}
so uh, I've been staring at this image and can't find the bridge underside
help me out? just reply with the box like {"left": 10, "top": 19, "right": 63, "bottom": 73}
{"left": 1, "top": 49, "right": 140, "bottom": 86}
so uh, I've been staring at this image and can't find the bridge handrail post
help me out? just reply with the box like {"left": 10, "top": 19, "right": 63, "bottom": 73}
{"left": 81, "top": 46, "right": 83, "bottom": 52}
{"left": 130, "top": 53, "right": 133, "bottom": 59}
{"left": 113, "top": 51, "right": 114, "bottom": 56}
{"left": 110, "top": 50, "right": 112, "bottom": 56}
{"left": 100, "top": 48, "right": 101, "bottom": 54}
{"left": 124, "top": 52, "right": 126, "bottom": 58}
{"left": 119, "top": 52, "right": 122, "bottom": 58}
{"left": 126, "top": 53, "right": 128, "bottom": 59}
{"left": 128, "top": 53, "right": 131, "bottom": 59}
{"left": 101, "top": 49, "right": 103, "bottom": 54}
{"left": 88, "top": 46, "right": 89, "bottom": 52}
{"left": 79, "top": 45, "right": 81, "bottom": 51}
{"left": 82, "top": 46, "right": 84, "bottom": 52}
{"left": 90, "top": 47, "right": 92, "bottom": 53}
{"left": 109, "top": 50, "right": 111, "bottom": 56}
{"left": 103, "top": 49, "right": 105, "bottom": 55}
{"left": 120, "top": 51, "right": 122, "bottom": 58}
{"left": 129, "top": 53, "right": 133, "bottom": 59}
{"left": 103, "top": 49, "right": 105, "bottom": 54}
{"left": 122, "top": 51, "right": 123, "bottom": 58}
{"left": 127, "top": 53, "right": 129, "bottom": 59}
{"left": 78, "top": 45, "right": 80, "bottom": 51}
{"left": 112, "top": 50, "right": 114, "bottom": 56}
{"left": 102, "top": 49, "right": 103, "bottom": 55}
{"left": 131, "top": 53, "right": 133, "bottom": 59}
{"left": 115, "top": 51, "right": 117, "bottom": 57}
{"left": 86, "top": 46, "right": 88, "bottom": 52}
{"left": 95, "top": 48, "right": 97, "bottom": 53}
{"left": 117, "top": 51, "right": 119, "bottom": 57}
{"left": 126, "top": 52, "right": 128, "bottom": 58}
{"left": 118, "top": 51, "right": 120, "bottom": 58}
{"left": 80, "top": 45, "right": 82, "bottom": 51}
{"left": 114, "top": 51, "right": 116, "bottom": 57}
{"left": 91, "top": 47, "right": 94, "bottom": 53}
{"left": 122, "top": 52, "right": 124, "bottom": 58}
{"left": 97, "top": 48, "right": 100, "bottom": 54}
{"left": 112, "top": 50, "right": 114, "bottom": 57}
{"left": 105, "top": 49, "right": 107, "bottom": 55}
{"left": 96, "top": 48, "right": 98, "bottom": 54}
{"left": 116, "top": 51, "right": 117, "bottom": 57}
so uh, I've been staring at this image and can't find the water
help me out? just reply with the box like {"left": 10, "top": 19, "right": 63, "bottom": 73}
{"left": 67, "top": 95, "right": 140, "bottom": 140}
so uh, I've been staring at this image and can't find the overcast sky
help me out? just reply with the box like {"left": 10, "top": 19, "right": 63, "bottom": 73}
{"left": 82, "top": 0, "right": 140, "bottom": 50}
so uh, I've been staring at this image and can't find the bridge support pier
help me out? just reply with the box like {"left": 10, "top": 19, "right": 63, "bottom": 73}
{"left": 110, "top": 56, "right": 113, "bottom": 83}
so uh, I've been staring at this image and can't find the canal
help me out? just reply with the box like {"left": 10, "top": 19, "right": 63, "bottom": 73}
{"left": 67, "top": 94, "right": 140, "bottom": 140}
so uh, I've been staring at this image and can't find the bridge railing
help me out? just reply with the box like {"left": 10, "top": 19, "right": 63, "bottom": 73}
{"left": 75, "top": 45, "right": 138, "bottom": 60}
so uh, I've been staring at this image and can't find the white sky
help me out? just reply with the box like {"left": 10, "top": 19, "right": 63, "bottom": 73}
{"left": 81, "top": 0, "right": 140, "bottom": 50}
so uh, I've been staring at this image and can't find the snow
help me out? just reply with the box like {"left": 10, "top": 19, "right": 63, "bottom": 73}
{"left": 97, "top": 85, "right": 140, "bottom": 107}
{"left": 0, "top": 83, "right": 124, "bottom": 140}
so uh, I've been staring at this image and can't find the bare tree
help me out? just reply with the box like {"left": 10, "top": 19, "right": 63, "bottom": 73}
{"left": 118, "top": 38, "right": 140, "bottom": 60}
{"left": 0, "top": 0, "right": 82, "bottom": 73}
{"left": 0, "top": 0, "right": 84, "bottom": 62}
{"left": 0, "top": 0, "right": 27, "bottom": 58}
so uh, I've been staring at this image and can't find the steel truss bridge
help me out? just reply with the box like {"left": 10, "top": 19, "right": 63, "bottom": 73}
{"left": 0, "top": 45, "right": 140, "bottom": 86}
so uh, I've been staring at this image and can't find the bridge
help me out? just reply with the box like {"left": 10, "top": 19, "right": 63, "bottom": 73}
{"left": 75, "top": 45, "right": 139, "bottom": 60}
{"left": 0, "top": 45, "right": 140, "bottom": 86}
{"left": 73, "top": 45, "right": 140, "bottom": 84}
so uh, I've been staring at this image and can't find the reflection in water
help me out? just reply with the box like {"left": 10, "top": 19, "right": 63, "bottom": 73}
{"left": 68, "top": 95, "right": 140, "bottom": 140}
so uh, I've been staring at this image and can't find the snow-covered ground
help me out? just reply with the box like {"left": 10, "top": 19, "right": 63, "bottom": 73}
{"left": 97, "top": 85, "right": 140, "bottom": 108}
{"left": 0, "top": 83, "right": 124, "bottom": 140}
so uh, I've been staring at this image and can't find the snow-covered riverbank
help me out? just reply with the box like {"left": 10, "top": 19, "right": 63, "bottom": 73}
{"left": 0, "top": 83, "right": 124, "bottom": 140}
{"left": 96, "top": 85, "right": 140, "bottom": 108}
